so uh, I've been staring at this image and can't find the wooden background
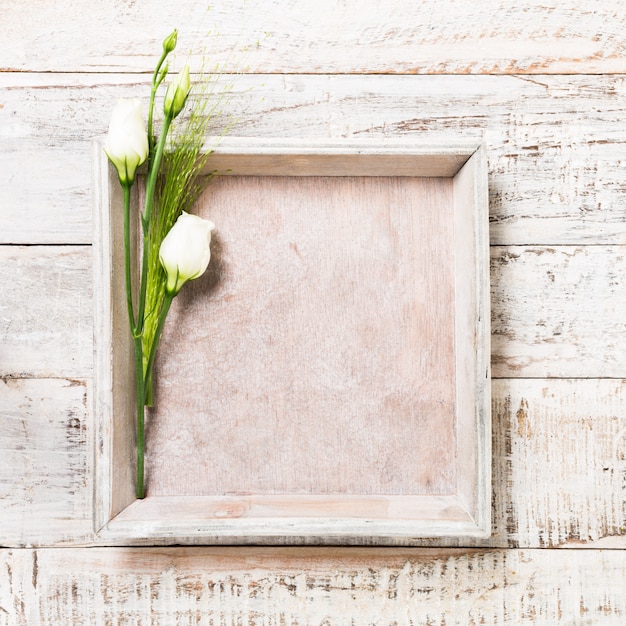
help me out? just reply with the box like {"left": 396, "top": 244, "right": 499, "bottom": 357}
{"left": 2, "top": 0, "right": 626, "bottom": 622}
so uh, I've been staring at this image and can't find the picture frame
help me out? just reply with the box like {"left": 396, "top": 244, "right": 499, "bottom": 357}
{"left": 93, "top": 136, "right": 491, "bottom": 544}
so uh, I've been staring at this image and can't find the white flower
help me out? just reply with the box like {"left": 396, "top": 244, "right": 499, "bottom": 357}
{"left": 163, "top": 65, "right": 191, "bottom": 119}
{"left": 159, "top": 211, "right": 215, "bottom": 295}
{"left": 104, "top": 99, "right": 149, "bottom": 185}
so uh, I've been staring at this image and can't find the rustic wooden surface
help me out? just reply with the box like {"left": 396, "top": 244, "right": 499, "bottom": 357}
{"left": 3, "top": 0, "right": 626, "bottom": 74}
{"left": 2, "top": 548, "right": 626, "bottom": 625}
{"left": 2, "top": 0, "right": 626, "bottom": 622}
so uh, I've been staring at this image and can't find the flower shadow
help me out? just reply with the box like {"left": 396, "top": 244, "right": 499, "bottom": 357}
{"left": 144, "top": 230, "right": 226, "bottom": 494}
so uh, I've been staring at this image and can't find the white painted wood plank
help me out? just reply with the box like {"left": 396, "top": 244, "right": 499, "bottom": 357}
{"left": 2, "top": 547, "right": 626, "bottom": 624}
{"left": 0, "top": 75, "right": 142, "bottom": 246}
{"left": 3, "top": 73, "right": 626, "bottom": 245}
{"left": 0, "top": 379, "right": 93, "bottom": 547}
{"left": 2, "top": 0, "right": 624, "bottom": 617}
{"left": 491, "top": 246, "right": 626, "bottom": 378}
{"left": 490, "top": 379, "right": 626, "bottom": 548}
{"left": 0, "top": 247, "right": 92, "bottom": 378}
{"left": 2, "top": 0, "right": 625, "bottom": 74}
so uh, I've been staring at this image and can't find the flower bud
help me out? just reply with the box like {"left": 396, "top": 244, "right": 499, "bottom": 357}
{"left": 159, "top": 211, "right": 215, "bottom": 295}
{"left": 104, "top": 99, "right": 149, "bottom": 185}
{"left": 163, "top": 65, "right": 191, "bottom": 119}
{"left": 162, "top": 29, "right": 178, "bottom": 55}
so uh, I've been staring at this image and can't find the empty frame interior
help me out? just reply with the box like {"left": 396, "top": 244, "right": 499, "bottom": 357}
{"left": 94, "top": 138, "right": 490, "bottom": 542}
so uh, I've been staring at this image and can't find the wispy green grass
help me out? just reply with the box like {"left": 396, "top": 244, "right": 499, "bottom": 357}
{"left": 141, "top": 64, "right": 238, "bottom": 393}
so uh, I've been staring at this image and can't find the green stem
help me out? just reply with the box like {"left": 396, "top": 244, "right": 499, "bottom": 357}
{"left": 136, "top": 113, "right": 173, "bottom": 337}
{"left": 143, "top": 290, "right": 175, "bottom": 407}
{"left": 147, "top": 49, "right": 170, "bottom": 157}
{"left": 134, "top": 333, "right": 146, "bottom": 499}
{"left": 144, "top": 114, "right": 172, "bottom": 226}
{"left": 127, "top": 36, "right": 175, "bottom": 501}
{"left": 133, "top": 116, "right": 173, "bottom": 499}
{"left": 122, "top": 183, "right": 136, "bottom": 334}
{"left": 122, "top": 182, "right": 145, "bottom": 498}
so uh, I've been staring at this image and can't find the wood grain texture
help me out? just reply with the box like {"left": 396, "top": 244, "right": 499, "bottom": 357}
{"left": 491, "top": 246, "right": 626, "bottom": 378}
{"left": 0, "top": 246, "right": 92, "bottom": 378}
{"left": 3, "top": 0, "right": 626, "bottom": 615}
{"left": 0, "top": 379, "right": 92, "bottom": 546}
{"left": 491, "top": 379, "right": 626, "bottom": 548}
{"left": 2, "top": 547, "right": 626, "bottom": 624}
{"left": 4, "top": 73, "right": 626, "bottom": 245}
{"left": 4, "top": 243, "right": 625, "bottom": 545}
{"left": 2, "top": 0, "right": 626, "bottom": 74}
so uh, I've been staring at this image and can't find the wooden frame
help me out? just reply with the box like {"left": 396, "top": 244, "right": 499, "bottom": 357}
{"left": 93, "top": 137, "right": 490, "bottom": 544}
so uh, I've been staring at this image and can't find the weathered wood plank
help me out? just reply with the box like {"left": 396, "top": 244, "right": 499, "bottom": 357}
{"left": 2, "top": 374, "right": 625, "bottom": 548}
{"left": 2, "top": 0, "right": 626, "bottom": 74}
{"left": 0, "top": 75, "right": 144, "bottom": 246}
{"left": 491, "top": 379, "right": 626, "bottom": 548}
{"left": 3, "top": 73, "right": 626, "bottom": 245}
{"left": 2, "top": 547, "right": 626, "bottom": 624}
{"left": 0, "top": 246, "right": 92, "bottom": 379}
{"left": 491, "top": 246, "right": 626, "bottom": 378}
{"left": 0, "top": 379, "right": 92, "bottom": 547}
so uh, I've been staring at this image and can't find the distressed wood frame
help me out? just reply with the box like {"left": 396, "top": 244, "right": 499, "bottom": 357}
{"left": 93, "top": 136, "right": 490, "bottom": 544}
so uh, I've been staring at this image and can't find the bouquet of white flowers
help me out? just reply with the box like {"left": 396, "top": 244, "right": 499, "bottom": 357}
{"left": 104, "top": 30, "right": 219, "bottom": 498}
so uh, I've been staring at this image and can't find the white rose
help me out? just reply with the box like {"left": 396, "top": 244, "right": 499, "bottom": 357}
{"left": 159, "top": 211, "right": 215, "bottom": 295}
{"left": 104, "top": 99, "right": 149, "bottom": 185}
